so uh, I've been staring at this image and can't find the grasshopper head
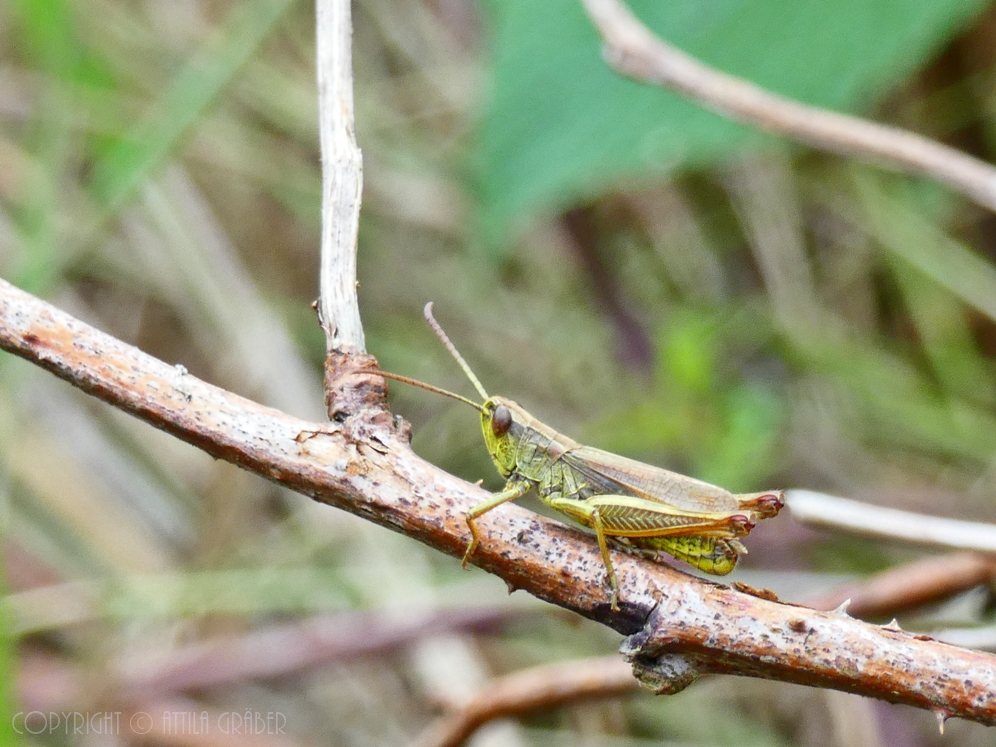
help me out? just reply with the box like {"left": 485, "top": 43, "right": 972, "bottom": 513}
{"left": 480, "top": 396, "right": 525, "bottom": 478}
{"left": 419, "top": 303, "right": 530, "bottom": 480}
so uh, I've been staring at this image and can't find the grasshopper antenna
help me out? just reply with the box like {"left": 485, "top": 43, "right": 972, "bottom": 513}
{"left": 424, "top": 302, "right": 490, "bottom": 401}
{"left": 357, "top": 369, "right": 485, "bottom": 412}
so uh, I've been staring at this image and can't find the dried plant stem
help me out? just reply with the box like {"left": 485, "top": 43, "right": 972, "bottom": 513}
{"left": 3, "top": 278, "right": 996, "bottom": 726}
{"left": 414, "top": 657, "right": 638, "bottom": 747}
{"left": 787, "top": 490, "right": 996, "bottom": 553}
{"left": 580, "top": 0, "right": 996, "bottom": 214}
{"left": 316, "top": 0, "right": 364, "bottom": 352}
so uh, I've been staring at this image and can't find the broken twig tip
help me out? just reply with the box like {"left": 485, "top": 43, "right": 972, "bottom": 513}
{"left": 832, "top": 598, "right": 851, "bottom": 616}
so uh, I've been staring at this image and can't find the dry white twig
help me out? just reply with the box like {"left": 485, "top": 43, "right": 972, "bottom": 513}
{"left": 787, "top": 490, "right": 996, "bottom": 553}
{"left": 580, "top": 0, "right": 996, "bottom": 215}
{"left": 316, "top": 0, "right": 365, "bottom": 352}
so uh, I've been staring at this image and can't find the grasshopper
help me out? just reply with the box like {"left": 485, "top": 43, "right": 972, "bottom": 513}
{"left": 368, "top": 303, "right": 783, "bottom": 610}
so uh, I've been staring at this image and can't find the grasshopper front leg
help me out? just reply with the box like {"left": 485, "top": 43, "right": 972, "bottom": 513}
{"left": 462, "top": 479, "right": 532, "bottom": 568}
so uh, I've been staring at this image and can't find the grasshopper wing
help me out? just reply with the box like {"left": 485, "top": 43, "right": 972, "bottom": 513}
{"left": 561, "top": 445, "right": 781, "bottom": 517}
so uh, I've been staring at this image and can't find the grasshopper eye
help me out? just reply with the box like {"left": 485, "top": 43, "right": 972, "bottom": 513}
{"left": 491, "top": 405, "right": 512, "bottom": 436}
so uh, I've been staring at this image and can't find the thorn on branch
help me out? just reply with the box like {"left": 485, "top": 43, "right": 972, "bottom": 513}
{"left": 934, "top": 708, "right": 950, "bottom": 734}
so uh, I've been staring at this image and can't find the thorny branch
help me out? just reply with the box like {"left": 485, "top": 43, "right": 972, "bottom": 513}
{"left": 410, "top": 553, "right": 996, "bottom": 747}
{"left": 580, "top": 0, "right": 996, "bottom": 215}
{"left": 806, "top": 551, "right": 996, "bottom": 620}
{"left": 3, "top": 277, "right": 996, "bottom": 727}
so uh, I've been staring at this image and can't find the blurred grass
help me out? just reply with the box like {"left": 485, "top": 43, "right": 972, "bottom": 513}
{"left": 3, "top": 0, "right": 996, "bottom": 745}
{"left": 0, "top": 573, "right": 12, "bottom": 747}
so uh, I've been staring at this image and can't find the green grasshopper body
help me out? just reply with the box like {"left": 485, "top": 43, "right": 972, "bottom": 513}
{"left": 371, "top": 304, "right": 784, "bottom": 610}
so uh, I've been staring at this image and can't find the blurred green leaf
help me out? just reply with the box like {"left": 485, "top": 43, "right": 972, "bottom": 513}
{"left": 103, "top": 567, "right": 353, "bottom": 620}
{"left": 475, "top": 0, "right": 989, "bottom": 251}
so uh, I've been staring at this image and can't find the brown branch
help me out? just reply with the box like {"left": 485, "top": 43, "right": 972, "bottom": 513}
{"left": 413, "top": 657, "right": 638, "bottom": 747}
{"left": 806, "top": 551, "right": 996, "bottom": 620}
{"left": 3, "top": 277, "right": 996, "bottom": 726}
{"left": 580, "top": 0, "right": 996, "bottom": 215}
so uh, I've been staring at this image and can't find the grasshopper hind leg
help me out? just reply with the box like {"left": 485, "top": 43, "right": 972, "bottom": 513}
{"left": 588, "top": 508, "right": 622, "bottom": 612}
{"left": 545, "top": 495, "right": 623, "bottom": 611}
